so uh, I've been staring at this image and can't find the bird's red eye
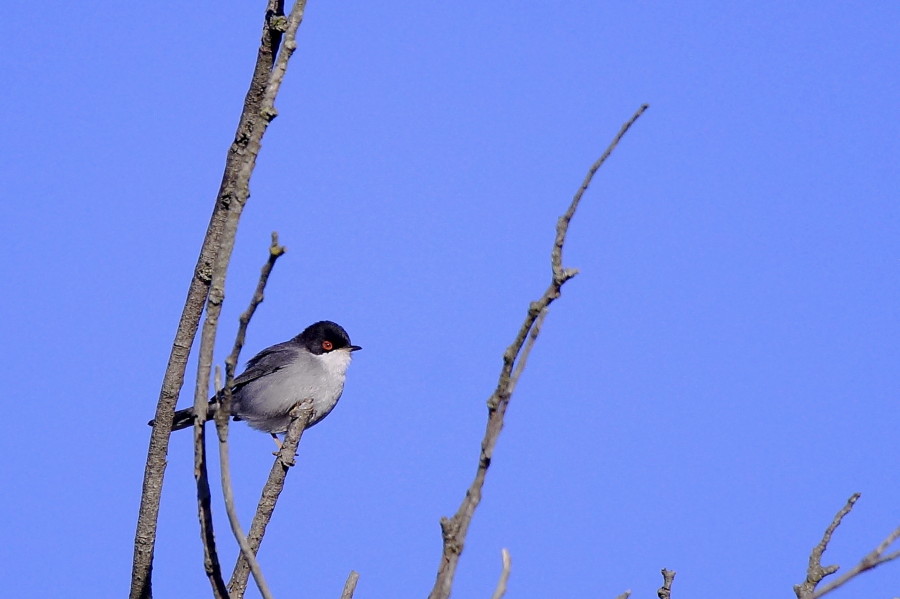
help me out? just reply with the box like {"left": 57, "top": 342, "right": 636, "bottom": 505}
{"left": 322, "top": 340, "right": 333, "bottom": 351}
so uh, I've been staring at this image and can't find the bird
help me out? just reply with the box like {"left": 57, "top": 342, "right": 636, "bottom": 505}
{"left": 154, "top": 320, "right": 361, "bottom": 442}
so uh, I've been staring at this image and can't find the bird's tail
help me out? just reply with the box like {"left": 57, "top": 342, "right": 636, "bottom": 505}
{"left": 148, "top": 399, "right": 219, "bottom": 430}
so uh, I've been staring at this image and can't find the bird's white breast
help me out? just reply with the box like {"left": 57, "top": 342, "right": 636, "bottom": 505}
{"left": 236, "top": 349, "right": 354, "bottom": 433}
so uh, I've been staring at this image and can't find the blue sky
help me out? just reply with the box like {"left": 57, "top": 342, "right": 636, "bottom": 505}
{"left": 1, "top": 2, "right": 897, "bottom": 598}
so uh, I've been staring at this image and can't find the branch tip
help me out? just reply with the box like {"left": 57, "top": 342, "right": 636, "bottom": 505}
{"left": 657, "top": 569, "right": 676, "bottom": 599}
{"left": 427, "top": 105, "right": 648, "bottom": 599}
{"left": 794, "top": 493, "right": 900, "bottom": 599}
{"left": 490, "top": 548, "right": 512, "bottom": 599}
{"left": 340, "top": 570, "right": 360, "bottom": 599}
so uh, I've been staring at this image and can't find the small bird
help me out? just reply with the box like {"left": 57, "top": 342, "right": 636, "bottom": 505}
{"left": 157, "top": 321, "right": 361, "bottom": 441}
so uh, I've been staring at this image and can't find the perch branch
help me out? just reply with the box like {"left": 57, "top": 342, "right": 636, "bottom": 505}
{"left": 426, "top": 104, "right": 649, "bottom": 599}
{"left": 228, "top": 401, "right": 315, "bottom": 597}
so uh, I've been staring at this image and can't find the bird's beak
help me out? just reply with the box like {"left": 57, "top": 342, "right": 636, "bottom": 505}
{"left": 349, "top": 345, "right": 362, "bottom": 352}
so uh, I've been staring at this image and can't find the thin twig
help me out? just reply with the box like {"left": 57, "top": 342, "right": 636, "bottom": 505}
{"left": 190, "top": 157, "right": 242, "bottom": 597}
{"left": 193, "top": 418, "right": 228, "bottom": 598}
{"left": 792, "top": 493, "right": 900, "bottom": 599}
{"left": 213, "top": 235, "right": 287, "bottom": 599}
{"left": 812, "top": 534, "right": 900, "bottom": 598}
{"left": 259, "top": 0, "right": 308, "bottom": 124}
{"left": 658, "top": 569, "right": 676, "bottom": 599}
{"left": 508, "top": 309, "right": 548, "bottom": 395}
{"left": 427, "top": 104, "right": 649, "bottom": 599}
{"left": 224, "top": 233, "right": 287, "bottom": 379}
{"left": 216, "top": 426, "right": 275, "bottom": 599}
{"left": 130, "top": 2, "right": 297, "bottom": 597}
{"left": 340, "top": 571, "right": 360, "bottom": 599}
{"left": 490, "top": 549, "right": 512, "bottom": 599}
{"left": 228, "top": 402, "right": 314, "bottom": 598}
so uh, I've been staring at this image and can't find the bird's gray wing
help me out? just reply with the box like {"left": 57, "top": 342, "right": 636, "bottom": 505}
{"left": 229, "top": 341, "right": 298, "bottom": 391}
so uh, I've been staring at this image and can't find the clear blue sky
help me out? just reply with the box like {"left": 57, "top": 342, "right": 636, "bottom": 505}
{"left": 1, "top": 2, "right": 897, "bottom": 598}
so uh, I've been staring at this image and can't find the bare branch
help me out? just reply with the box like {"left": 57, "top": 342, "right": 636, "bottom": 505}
{"left": 188, "top": 143, "right": 256, "bottom": 598}
{"left": 228, "top": 402, "right": 314, "bottom": 598}
{"left": 812, "top": 534, "right": 900, "bottom": 598}
{"left": 216, "top": 232, "right": 287, "bottom": 436}
{"left": 259, "top": 1, "right": 308, "bottom": 124}
{"left": 210, "top": 235, "right": 287, "bottom": 599}
{"left": 216, "top": 424, "right": 275, "bottom": 599}
{"left": 614, "top": 591, "right": 632, "bottom": 599}
{"left": 193, "top": 417, "right": 228, "bottom": 598}
{"left": 790, "top": 493, "right": 900, "bottom": 599}
{"left": 130, "top": 2, "right": 302, "bottom": 596}
{"left": 225, "top": 233, "right": 287, "bottom": 376}
{"left": 490, "top": 549, "right": 512, "bottom": 599}
{"left": 507, "top": 309, "right": 547, "bottom": 395}
{"left": 427, "top": 104, "right": 649, "bottom": 599}
{"left": 794, "top": 493, "right": 859, "bottom": 599}
{"left": 657, "top": 569, "right": 675, "bottom": 599}
{"left": 340, "top": 571, "right": 360, "bottom": 599}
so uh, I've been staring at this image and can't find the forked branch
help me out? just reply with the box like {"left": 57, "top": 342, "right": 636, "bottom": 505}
{"left": 794, "top": 493, "right": 900, "bottom": 599}
{"left": 427, "top": 104, "right": 649, "bottom": 599}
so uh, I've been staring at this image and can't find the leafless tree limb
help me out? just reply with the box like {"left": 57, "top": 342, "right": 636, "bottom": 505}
{"left": 614, "top": 591, "right": 632, "bottom": 599}
{"left": 340, "top": 571, "right": 360, "bottom": 599}
{"left": 222, "top": 233, "right": 287, "bottom": 382}
{"left": 210, "top": 235, "right": 287, "bottom": 599}
{"left": 189, "top": 149, "right": 254, "bottom": 599}
{"left": 657, "top": 569, "right": 675, "bottom": 599}
{"left": 131, "top": 1, "right": 308, "bottom": 596}
{"left": 426, "top": 104, "right": 649, "bottom": 599}
{"left": 260, "top": 1, "right": 307, "bottom": 122}
{"left": 508, "top": 309, "right": 547, "bottom": 395}
{"left": 794, "top": 493, "right": 900, "bottom": 599}
{"left": 794, "top": 493, "right": 858, "bottom": 599}
{"left": 193, "top": 408, "right": 229, "bottom": 598}
{"left": 228, "top": 401, "right": 314, "bottom": 598}
{"left": 490, "top": 548, "right": 512, "bottom": 599}
{"left": 813, "top": 532, "right": 900, "bottom": 599}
